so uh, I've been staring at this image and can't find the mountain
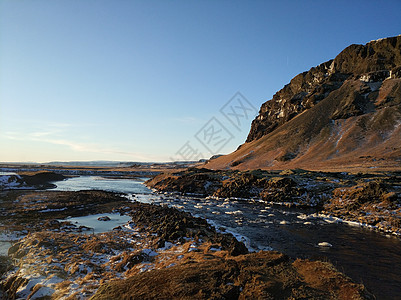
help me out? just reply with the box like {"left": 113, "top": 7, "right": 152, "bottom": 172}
{"left": 206, "top": 35, "right": 401, "bottom": 171}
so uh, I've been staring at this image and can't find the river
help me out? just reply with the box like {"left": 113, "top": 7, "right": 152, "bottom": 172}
{"left": 52, "top": 175, "right": 401, "bottom": 299}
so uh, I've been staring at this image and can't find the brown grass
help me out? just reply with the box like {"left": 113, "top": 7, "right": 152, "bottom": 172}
{"left": 91, "top": 251, "right": 370, "bottom": 300}
{"left": 206, "top": 78, "right": 401, "bottom": 173}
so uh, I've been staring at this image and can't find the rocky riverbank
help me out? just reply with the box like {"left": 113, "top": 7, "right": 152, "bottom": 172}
{"left": 146, "top": 168, "right": 401, "bottom": 235}
{"left": 0, "top": 171, "right": 66, "bottom": 190}
{"left": 0, "top": 189, "right": 374, "bottom": 299}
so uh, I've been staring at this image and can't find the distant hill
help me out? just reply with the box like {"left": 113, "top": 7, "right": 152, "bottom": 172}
{"left": 0, "top": 161, "right": 135, "bottom": 167}
{"left": 206, "top": 35, "right": 401, "bottom": 171}
{"left": 0, "top": 160, "right": 202, "bottom": 169}
{"left": 44, "top": 161, "right": 137, "bottom": 167}
{"left": 43, "top": 161, "right": 200, "bottom": 167}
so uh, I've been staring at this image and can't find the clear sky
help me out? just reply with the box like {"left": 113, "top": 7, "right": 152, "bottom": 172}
{"left": 1, "top": 0, "right": 400, "bottom": 163}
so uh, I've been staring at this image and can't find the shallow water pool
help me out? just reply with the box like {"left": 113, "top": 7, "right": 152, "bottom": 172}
{"left": 61, "top": 213, "right": 132, "bottom": 234}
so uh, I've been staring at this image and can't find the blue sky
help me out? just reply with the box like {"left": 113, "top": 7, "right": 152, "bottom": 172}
{"left": 1, "top": 0, "right": 400, "bottom": 163}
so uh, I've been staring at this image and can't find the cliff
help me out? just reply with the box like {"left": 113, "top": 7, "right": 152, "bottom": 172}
{"left": 206, "top": 35, "right": 401, "bottom": 171}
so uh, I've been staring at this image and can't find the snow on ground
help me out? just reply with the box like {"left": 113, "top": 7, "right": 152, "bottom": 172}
{"left": 0, "top": 174, "right": 26, "bottom": 190}
{"left": 2, "top": 217, "right": 202, "bottom": 300}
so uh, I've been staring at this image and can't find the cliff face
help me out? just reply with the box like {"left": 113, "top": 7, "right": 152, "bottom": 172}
{"left": 207, "top": 35, "right": 401, "bottom": 171}
{"left": 247, "top": 35, "right": 401, "bottom": 143}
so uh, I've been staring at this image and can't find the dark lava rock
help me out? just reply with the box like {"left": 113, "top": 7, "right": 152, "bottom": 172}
{"left": 259, "top": 176, "right": 306, "bottom": 203}
{"left": 214, "top": 173, "right": 259, "bottom": 198}
{"left": 146, "top": 168, "right": 221, "bottom": 196}
{"left": 247, "top": 35, "right": 401, "bottom": 143}
{"left": 78, "top": 225, "right": 92, "bottom": 232}
{"left": 149, "top": 169, "right": 316, "bottom": 206}
{"left": 128, "top": 202, "right": 248, "bottom": 255}
{"left": 20, "top": 171, "right": 66, "bottom": 186}
{"left": 98, "top": 216, "right": 111, "bottom": 221}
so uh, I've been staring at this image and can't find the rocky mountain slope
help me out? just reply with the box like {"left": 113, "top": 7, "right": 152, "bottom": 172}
{"left": 206, "top": 35, "right": 401, "bottom": 171}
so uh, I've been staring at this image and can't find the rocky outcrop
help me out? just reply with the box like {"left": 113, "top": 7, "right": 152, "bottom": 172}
{"left": 324, "top": 180, "right": 401, "bottom": 233}
{"left": 206, "top": 36, "right": 401, "bottom": 171}
{"left": 247, "top": 35, "right": 401, "bottom": 143}
{"left": 259, "top": 176, "right": 305, "bottom": 203}
{"left": 127, "top": 201, "right": 248, "bottom": 255}
{"left": 147, "top": 168, "right": 401, "bottom": 235}
{"left": 0, "top": 171, "right": 66, "bottom": 191}
{"left": 20, "top": 171, "right": 66, "bottom": 188}
{"left": 148, "top": 168, "right": 329, "bottom": 206}
{"left": 246, "top": 60, "right": 347, "bottom": 142}
{"left": 146, "top": 168, "right": 225, "bottom": 196}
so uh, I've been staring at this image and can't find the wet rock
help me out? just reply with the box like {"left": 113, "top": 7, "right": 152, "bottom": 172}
{"left": 1, "top": 196, "right": 253, "bottom": 299}
{"left": 77, "top": 225, "right": 92, "bottom": 232}
{"left": 97, "top": 216, "right": 111, "bottom": 221}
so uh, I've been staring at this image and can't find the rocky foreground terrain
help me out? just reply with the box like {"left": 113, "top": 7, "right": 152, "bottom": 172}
{"left": 0, "top": 189, "right": 373, "bottom": 299}
{"left": 147, "top": 168, "right": 401, "bottom": 236}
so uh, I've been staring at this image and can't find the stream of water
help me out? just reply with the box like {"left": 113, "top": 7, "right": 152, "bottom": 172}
{"left": 50, "top": 176, "right": 401, "bottom": 298}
